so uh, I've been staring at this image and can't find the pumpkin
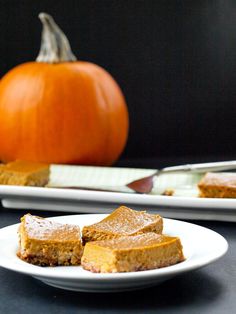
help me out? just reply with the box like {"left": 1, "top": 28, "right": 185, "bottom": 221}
{"left": 0, "top": 13, "right": 129, "bottom": 165}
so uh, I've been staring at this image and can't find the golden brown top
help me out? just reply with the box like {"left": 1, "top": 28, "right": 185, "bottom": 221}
{"left": 20, "top": 214, "right": 81, "bottom": 241}
{"left": 85, "top": 232, "right": 179, "bottom": 250}
{"left": 198, "top": 172, "right": 236, "bottom": 188}
{"left": 1, "top": 160, "right": 49, "bottom": 174}
{"left": 84, "top": 206, "right": 162, "bottom": 235}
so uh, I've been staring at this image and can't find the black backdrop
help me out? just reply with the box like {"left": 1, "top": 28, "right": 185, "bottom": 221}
{"left": 1, "top": 0, "right": 236, "bottom": 161}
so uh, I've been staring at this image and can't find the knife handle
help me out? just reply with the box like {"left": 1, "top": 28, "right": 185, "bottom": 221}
{"left": 160, "top": 160, "right": 236, "bottom": 174}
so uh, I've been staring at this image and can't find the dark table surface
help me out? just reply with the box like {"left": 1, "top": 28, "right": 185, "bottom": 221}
{"left": 0, "top": 157, "right": 236, "bottom": 314}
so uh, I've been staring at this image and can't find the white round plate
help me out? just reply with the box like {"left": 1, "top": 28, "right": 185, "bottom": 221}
{"left": 0, "top": 214, "right": 228, "bottom": 292}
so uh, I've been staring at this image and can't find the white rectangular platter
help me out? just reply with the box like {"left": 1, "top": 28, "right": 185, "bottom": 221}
{"left": 0, "top": 165, "right": 236, "bottom": 222}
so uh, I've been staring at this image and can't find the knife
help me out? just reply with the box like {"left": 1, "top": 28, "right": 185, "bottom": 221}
{"left": 128, "top": 160, "right": 236, "bottom": 193}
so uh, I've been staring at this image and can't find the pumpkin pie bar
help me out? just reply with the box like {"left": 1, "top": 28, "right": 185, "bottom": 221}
{"left": 81, "top": 232, "right": 185, "bottom": 273}
{"left": 0, "top": 160, "right": 49, "bottom": 186}
{"left": 198, "top": 172, "right": 236, "bottom": 198}
{"left": 82, "top": 206, "right": 163, "bottom": 243}
{"left": 17, "top": 214, "right": 83, "bottom": 266}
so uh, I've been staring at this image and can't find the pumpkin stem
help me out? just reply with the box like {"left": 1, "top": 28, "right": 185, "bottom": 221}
{"left": 36, "top": 12, "right": 77, "bottom": 63}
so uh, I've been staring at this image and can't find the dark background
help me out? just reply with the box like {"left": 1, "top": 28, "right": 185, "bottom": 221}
{"left": 1, "top": 0, "right": 236, "bottom": 161}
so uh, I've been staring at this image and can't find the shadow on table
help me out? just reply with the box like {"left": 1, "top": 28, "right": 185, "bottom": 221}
{"left": 1, "top": 267, "right": 225, "bottom": 313}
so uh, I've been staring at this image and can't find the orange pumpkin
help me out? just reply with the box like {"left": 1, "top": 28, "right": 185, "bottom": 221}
{"left": 0, "top": 13, "right": 129, "bottom": 165}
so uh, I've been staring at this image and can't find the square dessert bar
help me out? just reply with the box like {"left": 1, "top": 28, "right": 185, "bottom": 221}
{"left": 81, "top": 232, "right": 185, "bottom": 273}
{"left": 198, "top": 172, "right": 236, "bottom": 198}
{"left": 82, "top": 206, "right": 163, "bottom": 243}
{"left": 17, "top": 214, "right": 83, "bottom": 266}
{"left": 0, "top": 160, "right": 50, "bottom": 186}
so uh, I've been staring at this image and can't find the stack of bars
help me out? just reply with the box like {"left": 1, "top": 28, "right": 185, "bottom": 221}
{"left": 17, "top": 206, "right": 185, "bottom": 273}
